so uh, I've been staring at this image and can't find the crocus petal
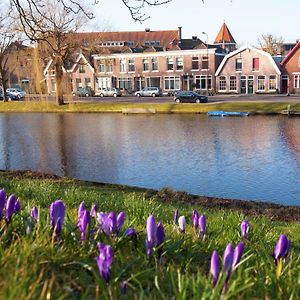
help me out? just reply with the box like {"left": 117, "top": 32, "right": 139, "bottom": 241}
{"left": 91, "top": 203, "right": 98, "bottom": 217}
{"left": 210, "top": 250, "right": 220, "bottom": 287}
{"left": 156, "top": 222, "right": 165, "bottom": 247}
{"left": 0, "top": 189, "right": 6, "bottom": 219}
{"left": 274, "top": 234, "right": 290, "bottom": 261}
{"left": 117, "top": 211, "right": 126, "bottom": 230}
{"left": 31, "top": 206, "right": 38, "bottom": 222}
{"left": 199, "top": 214, "right": 206, "bottom": 236}
{"left": 223, "top": 243, "right": 234, "bottom": 272}
{"left": 125, "top": 227, "right": 136, "bottom": 236}
{"left": 241, "top": 220, "right": 249, "bottom": 239}
{"left": 174, "top": 208, "right": 179, "bottom": 225}
{"left": 178, "top": 216, "right": 186, "bottom": 233}
{"left": 80, "top": 209, "right": 91, "bottom": 242}
{"left": 77, "top": 201, "right": 85, "bottom": 225}
{"left": 5, "top": 194, "right": 16, "bottom": 224}
{"left": 232, "top": 242, "right": 244, "bottom": 269}
{"left": 49, "top": 200, "right": 66, "bottom": 235}
{"left": 146, "top": 215, "right": 156, "bottom": 257}
{"left": 192, "top": 210, "right": 199, "bottom": 230}
{"left": 14, "top": 199, "right": 21, "bottom": 213}
{"left": 108, "top": 211, "right": 117, "bottom": 233}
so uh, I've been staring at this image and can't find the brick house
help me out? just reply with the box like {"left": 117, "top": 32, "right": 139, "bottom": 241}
{"left": 215, "top": 45, "right": 281, "bottom": 94}
{"left": 280, "top": 41, "right": 300, "bottom": 94}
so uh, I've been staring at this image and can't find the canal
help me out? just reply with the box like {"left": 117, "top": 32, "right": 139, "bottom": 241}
{"left": 1, "top": 113, "right": 300, "bottom": 205}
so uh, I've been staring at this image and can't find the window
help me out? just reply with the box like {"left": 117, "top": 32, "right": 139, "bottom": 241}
{"left": 257, "top": 75, "right": 265, "bottom": 90}
{"left": 79, "top": 64, "right": 85, "bottom": 74}
{"left": 167, "top": 57, "right": 174, "bottom": 71}
{"left": 192, "top": 57, "right": 199, "bottom": 70}
{"left": 202, "top": 56, "right": 209, "bottom": 69}
{"left": 252, "top": 58, "right": 259, "bottom": 71}
{"left": 152, "top": 58, "right": 158, "bottom": 71}
{"left": 164, "top": 76, "right": 180, "bottom": 90}
{"left": 98, "top": 62, "right": 105, "bottom": 73}
{"left": 143, "top": 58, "right": 149, "bottom": 71}
{"left": 176, "top": 57, "right": 183, "bottom": 71}
{"left": 97, "top": 77, "right": 111, "bottom": 90}
{"left": 128, "top": 59, "right": 135, "bottom": 72}
{"left": 294, "top": 75, "right": 300, "bottom": 88}
{"left": 219, "top": 76, "right": 226, "bottom": 91}
{"left": 107, "top": 63, "right": 113, "bottom": 73}
{"left": 118, "top": 77, "right": 132, "bottom": 90}
{"left": 85, "top": 77, "right": 91, "bottom": 87}
{"left": 235, "top": 58, "right": 242, "bottom": 71}
{"left": 269, "top": 75, "right": 277, "bottom": 90}
{"left": 120, "top": 59, "right": 126, "bottom": 72}
{"left": 75, "top": 78, "right": 82, "bottom": 88}
{"left": 195, "top": 75, "right": 212, "bottom": 90}
{"left": 229, "top": 76, "right": 237, "bottom": 91}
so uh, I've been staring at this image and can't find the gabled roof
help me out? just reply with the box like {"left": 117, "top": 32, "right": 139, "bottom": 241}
{"left": 214, "top": 22, "right": 236, "bottom": 44}
{"left": 69, "top": 53, "right": 94, "bottom": 73}
{"left": 215, "top": 45, "right": 281, "bottom": 76}
{"left": 281, "top": 41, "right": 300, "bottom": 66}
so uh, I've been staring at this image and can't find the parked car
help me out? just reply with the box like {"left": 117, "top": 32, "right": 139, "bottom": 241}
{"left": 134, "top": 87, "right": 162, "bottom": 97}
{"left": 6, "top": 88, "right": 26, "bottom": 100}
{"left": 174, "top": 91, "right": 208, "bottom": 103}
{"left": 73, "top": 87, "right": 94, "bottom": 97}
{"left": 98, "top": 88, "right": 122, "bottom": 97}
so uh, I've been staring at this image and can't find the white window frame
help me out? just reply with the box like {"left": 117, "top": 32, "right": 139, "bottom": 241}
{"left": 257, "top": 75, "right": 266, "bottom": 91}
{"left": 164, "top": 76, "right": 180, "bottom": 90}
{"left": 219, "top": 76, "right": 227, "bottom": 91}
{"left": 175, "top": 57, "right": 183, "bottom": 71}
{"left": 269, "top": 75, "right": 277, "bottom": 91}
{"left": 294, "top": 75, "right": 300, "bottom": 88}
{"left": 229, "top": 76, "right": 237, "bottom": 91}
{"left": 120, "top": 58, "right": 126, "bottom": 73}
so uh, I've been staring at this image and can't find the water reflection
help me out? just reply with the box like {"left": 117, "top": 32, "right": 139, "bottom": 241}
{"left": 1, "top": 113, "right": 300, "bottom": 205}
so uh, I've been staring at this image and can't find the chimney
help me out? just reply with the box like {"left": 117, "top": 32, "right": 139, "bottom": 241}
{"left": 145, "top": 28, "right": 150, "bottom": 32}
{"left": 178, "top": 26, "right": 182, "bottom": 40}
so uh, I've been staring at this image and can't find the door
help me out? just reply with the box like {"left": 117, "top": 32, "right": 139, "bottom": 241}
{"left": 281, "top": 76, "right": 288, "bottom": 94}
{"left": 240, "top": 76, "right": 247, "bottom": 94}
{"left": 248, "top": 76, "right": 254, "bottom": 94}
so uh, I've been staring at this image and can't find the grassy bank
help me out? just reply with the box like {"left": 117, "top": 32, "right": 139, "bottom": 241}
{"left": 0, "top": 170, "right": 299, "bottom": 299}
{"left": 0, "top": 100, "right": 298, "bottom": 114}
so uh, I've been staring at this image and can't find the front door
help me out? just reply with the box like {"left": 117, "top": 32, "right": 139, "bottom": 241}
{"left": 240, "top": 76, "right": 247, "bottom": 94}
{"left": 248, "top": 76, "right": 254, "bottom": 94}
{"left": 281, "top": 76, "right": 288, "bottom": 94}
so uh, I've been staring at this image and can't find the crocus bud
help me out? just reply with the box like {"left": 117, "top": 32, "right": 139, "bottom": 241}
{"left": 192, "top": 210, "right": 199, "bottom": 231}
{"left": 240, "top": 220, "right": 249, "bottom": 239}
{"left": 178, "top": 216, "right": 186, "bottom": 233}
{"left": 49, "top": 200, "right": 66, "bottom": 236}
{"left": 96, "top": 242, "right": 113, "bottom": 283}
{"left": 210, "top": 250, "right": 220, "bottom": 287}
{"left": 91, "top": 203, "right": 97, "bottom": 217}
{"left": 108, "top": 212, "right": 117, "bottom": 233}
{"left": 117, "top": 211, "right": 125, "bottom": 230}
{"left": 125, "top": 227, "right": 136, "bottom": 237}
{"left": 0, "top": 189, "right": 6, "bottom": 219}
{"left": 31, "top": 206, "right": 38, "bottom": 222}
{"left": 77, "top": 202, "right": 85, "bottom": 225}
{"left": 6, "top": 194, "right": 16, "bottom": 224}
{"left": 14, "top": 199, "right": 21, "bottom": 214}
{"left": 146, "top": 215, "right": 156, "bottom": 257}
{"left": 274, "top": 234, "right": 290, "bottom": 263}
{"left": 199, "top": 214, "right": 206, "bottom": 238}
{"left": 156, "top": 222, "right": 165, "bottom": 260}
{"left": 173, "top": 208, "right": 179, "bottom": 225}
{"left": 232, "top": 242, "right": 244, "bottom": 270}
{"left": 223, "top": 243, "right": 234, "bottom": 273}
{"left": 79, "top": 209, "right": 91, "bottom": 242}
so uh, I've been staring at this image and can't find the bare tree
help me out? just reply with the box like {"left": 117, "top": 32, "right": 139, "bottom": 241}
{"left": 258, "top": 34, "right": 284, "bottom": 56}
{"left": 0, "top": 4, "right": 18, "bottom": 101}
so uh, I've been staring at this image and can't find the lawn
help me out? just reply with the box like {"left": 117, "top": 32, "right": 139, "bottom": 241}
{"left": 0, "top": 171, "right": 299, "bottom": 299}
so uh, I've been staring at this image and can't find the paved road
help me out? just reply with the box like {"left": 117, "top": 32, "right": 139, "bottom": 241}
{"left": 26, "top": 94, "right": 300, "bottom": 103}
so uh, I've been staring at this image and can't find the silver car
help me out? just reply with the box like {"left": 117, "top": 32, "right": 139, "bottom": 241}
{"left": 134, "top": 87, "right": 162, "bottom": 97}
{"left": 99, "top": 88, "right": 122, "bottom": 97}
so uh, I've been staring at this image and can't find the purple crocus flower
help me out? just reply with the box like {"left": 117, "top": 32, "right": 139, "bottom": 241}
{"left": 96, "top": 242, "right": 113, "bottom": 283}
{"left": 5, "top": 194, "right": 16, "bottom": 224}
{"left": 125, "top": 227, "right": 136, "bottom": 237}
{"left": 117, "top": 211, "right": 126, "bottom": 230}
{"left": 146, "top": 214, "right": 156, "bottom": 257}
{"left": 232, "top": 242, "right": 244, "bottom": 270}
{"left": 49, "top": 200, "right": 66, "bottom": 236}
{"left": 31, "top": 206, "right": 38, "bottom": 222}
{"left": 79, "top": 209, "right": 91, "bottom": 243}
{"left": 192, "top": 210, "right": 199, "bottom": 231}
{"left": 77, "top": 202, "right": 85, "bottom": 225}
{"left": 0, "top": 189, "right": 6, "bottom": 219}
{"left": 156, "top": 222, "right": 165, "bottom": 260}
{"left": 274, "top": 234, "right": 290, "bottom": 263}
{"left": 199, "top": 214, "right": 206, "bottom": 239}
{"left": 223, "top": 243, "right": 234, "bottom": 273}
{"left": 108, "top": 211, "right": 117, "bottom": 233}
{"left": 97, "top": 212, "right": 111, "bottom": 235}
{"left": 174, "top": 208, "right": 179, "bottom": 225}
{"left": 210, "top": 250, "right": 220, "bottom": 287}
{"left": 241, "top": 220, "right": 249, "bottom": 240}
{"left": 91, "top": 203, "right": 98, "bottom": 217}
{"left": 14, "top": 199, "right": 21, "bottom": 214}
{"left": 178, "top": 216, "right": 186, "bottom": 233}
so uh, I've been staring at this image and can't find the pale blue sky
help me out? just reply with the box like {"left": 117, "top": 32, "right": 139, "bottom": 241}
{"left": 91, "top": 0, "right": 299, "bottom": 46}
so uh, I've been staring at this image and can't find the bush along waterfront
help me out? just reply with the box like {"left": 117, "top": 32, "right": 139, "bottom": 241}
{"left": 0, "top": 174, "right": 299, "bottom": 299}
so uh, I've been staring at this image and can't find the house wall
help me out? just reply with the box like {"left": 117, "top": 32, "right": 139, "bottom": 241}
{"left": 281, "top": 47, "right": 300, "bottom": 93}
{"left": 216, "top": 48, "right": 280, "bottom": 94}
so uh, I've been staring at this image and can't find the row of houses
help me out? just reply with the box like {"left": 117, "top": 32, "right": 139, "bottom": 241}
{"left": 10, "top": 23, "right": 300, "bottom": 95}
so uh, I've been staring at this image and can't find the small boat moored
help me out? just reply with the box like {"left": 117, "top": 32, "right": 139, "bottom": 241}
{"left": 207, "top": 110, "right": 250, "bottom": 117}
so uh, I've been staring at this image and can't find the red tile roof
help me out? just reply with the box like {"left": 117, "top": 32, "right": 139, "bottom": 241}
{"left": 214, "top": 22, "right": 236, "bottom": 44}
{"left": 70, "top": 30, "right": 179, "bottom": 47}
{"left": 281, "top": 41, "right": 300, "bottom": 65}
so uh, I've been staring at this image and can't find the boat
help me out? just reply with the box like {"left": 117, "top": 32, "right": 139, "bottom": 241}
{"left": 207, "top": 110, "right": 250, "bottom": 117}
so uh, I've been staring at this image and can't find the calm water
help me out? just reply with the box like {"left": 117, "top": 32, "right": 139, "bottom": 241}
{"left": 1, "top": 113, "right": 300, "bottom": 205}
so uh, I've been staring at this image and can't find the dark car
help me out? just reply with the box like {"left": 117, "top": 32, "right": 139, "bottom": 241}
{"left": 73, "top": 87, "right": 94, "bottom": 97}
{"left": 174, "top": 91, "right": 208, "bottom": 103}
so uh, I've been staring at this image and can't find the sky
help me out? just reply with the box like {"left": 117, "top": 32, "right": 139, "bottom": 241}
{"left": 89, "top": 0, "right": 300, "bottom": 46}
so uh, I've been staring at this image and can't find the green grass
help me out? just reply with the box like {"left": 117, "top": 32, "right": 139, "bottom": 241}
{"left": 0, "top": 100, "right": 298, "bottom": 114}
{"left": 0, "top": 172, "right": 299, "bottom": 299}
